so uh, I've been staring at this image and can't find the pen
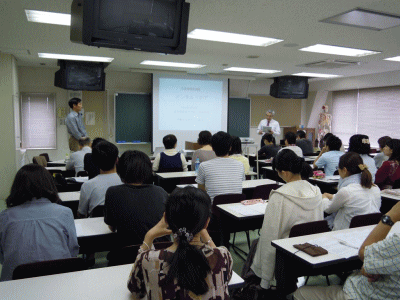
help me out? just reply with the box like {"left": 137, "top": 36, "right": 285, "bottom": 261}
{"left": 338, "top": 240, "right": 359, "bottom": 250}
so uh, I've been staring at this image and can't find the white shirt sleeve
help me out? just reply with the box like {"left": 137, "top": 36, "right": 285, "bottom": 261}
{"left": 257, "top": 119, "right": 265, "bottom": 132}
{"left": 180, "top": 153, "right": 188, "bottom": 172}
{"left": 272, "top": 120, "right": 280, "bottom": 135}
{"left": 152, "top": 153, "right": 161, "bottom": 172}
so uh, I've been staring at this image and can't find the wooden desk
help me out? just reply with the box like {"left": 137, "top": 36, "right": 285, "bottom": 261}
{"left": 0, "top": 264, "right": 244, "bottom": 299}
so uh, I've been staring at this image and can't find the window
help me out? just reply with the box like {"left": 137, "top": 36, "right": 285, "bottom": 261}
{"left": 21, "top": 93, "right": 56, "bottom": 149}
{"left": 332, "top": 86, "right": 400, "bottom": 147}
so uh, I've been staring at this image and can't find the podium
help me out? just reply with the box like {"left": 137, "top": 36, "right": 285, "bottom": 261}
{"left": 185, "top": 141, "right": 201, "bottom": 150}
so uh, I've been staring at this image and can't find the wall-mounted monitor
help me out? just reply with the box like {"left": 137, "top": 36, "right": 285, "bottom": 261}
{"left": 270, "top": 76, "right": 309, "bottom": 99}
{"left": 70, "top": 0, "right": 190, "bottom": 55}
{"left": 54, "top": 60, "right": 106, "bottom": 91}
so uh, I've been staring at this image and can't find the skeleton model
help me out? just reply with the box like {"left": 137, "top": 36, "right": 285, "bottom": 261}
{"left": 318, "top": 105, "right": 332, "bottom": 147}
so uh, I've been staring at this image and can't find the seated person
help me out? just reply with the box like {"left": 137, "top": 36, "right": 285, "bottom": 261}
{"left": 66, "top": 137, "right": 92, "bottom": 175}
{"left": 196, "top": 131, "right": 245, "bottom": 202}
{"left": 105, "top": 150, "right": 169, "bottom": 247}
{"left": 313, "top": 134, "right": 343, "bottom": 176}
{"left": 322, "top": 152, "right": 381, "bottom": 230}
{"left": 229, "top": 136, "right": 250, "bottom": 174}
{"left": 152, "top": 134, "right": 188, "bottom": 172}
{"left": 295, "top": 130, "right": 314, "bottom": 155}
{"left": 0, "top": 164, "right": 79, "bottom": 281}
{"left": 348, "top": 134, "right": 377, "bottom": 179}
{"left": 191, "top": 130, "right": 217, "bottom": 169}
{"left": 84, "top": 137, "right": 106, "bottom": 179}
{"left": 78, "top": 141, "right": 122, "bottom": 218}
{"left": 374, "top": 136, "right": 391, "bottom": 168}
{"left": 279, "top": 132, "right": 303, "bottom": 157}
{"left": 251, "top": 149, "right": 324, "bottom": 294}
{"left": 319, "top": 132, "right": 333, "bottom": 150}
{"left": 294, "top": 201, "right": 400, "bottom": 300}
{"left": 375, "top": 138, "right": 400, "bottom": 190}
{"left": 128, "top": 187, "right": 233, "bottom": 299}
{"left": 258, "top": 133, "right": 280, "bottom": 159}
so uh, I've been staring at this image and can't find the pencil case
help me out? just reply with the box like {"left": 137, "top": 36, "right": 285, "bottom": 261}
{"left": 293, "top": 243, "right": 328, "bottom": 257}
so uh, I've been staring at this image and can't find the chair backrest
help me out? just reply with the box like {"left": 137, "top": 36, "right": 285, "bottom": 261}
{"left": 12, "top": 257, "right": 87, "bottom": 280}
{"left": 349, "top": 212, "right": 382, "bottom": 229}
{"left": 107, "top": 241, "right": 173, "bottom": 267}
{"left": 212, "top": 193, "right": 246, "bottom": 218}
{"left": 33, "top": 156, "right": 47, "bottom": 167}
{"left": 90, "top": 205, "right": 105, "bottom": 218}
{"left": 252, "top": 184, "right": 280, "bottom": 200}
{"left": 289, "top": 220, "right": 330, "bottom": 238}
{"left": 76, "top": 170, "right": 88, "bottom": 177}
{"left": 39, "top": 153, "right": 50, "bottom": 162}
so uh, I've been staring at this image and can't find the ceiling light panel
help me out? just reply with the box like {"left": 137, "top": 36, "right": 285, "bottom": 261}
{"left": 140, "top": 61, "right": 205, "bottom": 68}
{"left": 188, "top": 29, "right": 283, "bottom": 46}
{"left": 384, "top": 56, "right": 400, "bottom": 62}
{"left": 224, "top": 67, "right": 281, "bottom": 74}
{"left": 292, "top": 72, "right": 341, "bottom": 78}
{"left": 25, "top": 10, "right": 71, "bottom": 26}
{"left": 320, "top": 8, "right": 400, "bottom": 31}
{"left": 38, "top": 53, "right": 114, "bottom": 62}
{"left": 299, "top": 44, "right": 380, "bottom": 57}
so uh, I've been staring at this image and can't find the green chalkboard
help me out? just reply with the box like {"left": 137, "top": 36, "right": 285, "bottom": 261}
{"left": 228, "top": 98, "right": 250, "bottom": 137}
{"left": 115, "top": 93, "right": 152, "bottom": 143}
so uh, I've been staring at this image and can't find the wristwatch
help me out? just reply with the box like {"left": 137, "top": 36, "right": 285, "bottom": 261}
{"left": 381, "top": 215, "right": 394, "bottom": 226}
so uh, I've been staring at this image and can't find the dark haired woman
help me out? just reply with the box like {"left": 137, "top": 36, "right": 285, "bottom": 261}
{"left": 229, "top": 136, "right": 250, "bottom": 174}
{"left": 348, "top": 134, "right": 377, "bottom": 179}
{"left": 322, "top": 152, "right": 381, "bottom": 231}
{"left": 0, "top": 164, "right": 79, "bottom": 281}
{"left": 375, "top": 139, "right": 400, "bottom": 190}
{"left": 258, "top": 133, "right": 280, "bottom": 159}
{"left": 128, "top": 187, "right": 232, "bottom": 299}
{"left": 105, "top": 150, "right": 168, "bottom": 247}
{"left": 191, "top": 131, "right": 217, "bottom": 170}
{"left": 374, "top": 136, "right": 391, "bottom": 168}
{"left": 250, "top": 149, "right": 324, "bottom": 293}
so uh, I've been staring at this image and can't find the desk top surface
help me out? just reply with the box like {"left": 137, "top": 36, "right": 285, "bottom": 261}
{"left": 59, "top": 191, "right": 80, "bottom": 202}
{"left": 218, "top": 202, "right": 267, "bottom": 219}
{"left": 381, "top": 190, "right": 400, "bottom": 201}
{"left": 46, "top": 166, "right": 67, "bottom": 171}
{"left": 177, "top": 179, "right": 281, "bottom": 189}
{"left": 157, "top": 170, "right": 257, "bottom": 179}
{"left": 0, "top": 263, "right": 243, "bottom": 299}
{"left": 75, "top": 217, "right": 111, "bottom": 238}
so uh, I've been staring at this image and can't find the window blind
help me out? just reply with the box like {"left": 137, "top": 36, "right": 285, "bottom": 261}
{"left": 21, "top": 93, "right": 56, "bottom": 149}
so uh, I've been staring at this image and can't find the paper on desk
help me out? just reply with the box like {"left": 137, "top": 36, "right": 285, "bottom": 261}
{"left": 333, "top": 227, "right": 372, "bottom": 249}
{"left": 75, "top": 223, "right": 83, "bottom": 236}
{"left": 306, "top": 236, "right": 358, "bottom": 258}
{"left": 324, "top": 175, "right": 340, "bottom": 181}
{"left": 74, "top": 177, "right": 89, "bottom": 183}
{"left": 228, "top": 203, "right": 267, "bottom": 216}
{"left": 382, "top": 189, "right": 400, "bottom": 196}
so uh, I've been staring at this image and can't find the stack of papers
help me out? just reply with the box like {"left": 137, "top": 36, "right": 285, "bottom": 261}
{"left": 382, "top": 189, "right": 400, "bottom": 196}
{"left": 228, "top": 203, "right": 267, "bottom": 217}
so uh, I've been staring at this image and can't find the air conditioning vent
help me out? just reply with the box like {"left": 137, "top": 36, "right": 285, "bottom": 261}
{"left": 298, "top": 60, "right": 361, "bottom": 69}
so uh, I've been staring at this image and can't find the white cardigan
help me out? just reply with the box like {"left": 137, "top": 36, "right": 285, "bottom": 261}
{"left": 323, "top": 183, "right": 381, "bottom": 231}
{"left": 251, "top": 180, "right": 324, "bottom": 289}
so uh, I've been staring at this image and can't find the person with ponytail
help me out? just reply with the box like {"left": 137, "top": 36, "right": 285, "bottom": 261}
{"left": 127, "top": 186, "right": 233, "bottom": 299}
{"left": 322, "top": 152, "right": 381, "bottom": 231}
{"left": 250, "top": 149, "right": 324, "bottom": 295}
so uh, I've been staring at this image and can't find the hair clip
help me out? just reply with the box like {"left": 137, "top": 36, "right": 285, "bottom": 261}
{"left": 173, "top": 227, "right": 193, "bottom": 242}
{"left": 361, "top": 138, "right": 370, "bottom": 144}
{"left": 358, "top": 164, "right": 368, "bottom": 171}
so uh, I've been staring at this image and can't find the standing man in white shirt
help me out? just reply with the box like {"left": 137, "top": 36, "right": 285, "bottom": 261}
{"left": 65, "top": 98, "right": 87, "bottom": 152}
{"left": 257, "top": 110, "right": 280, "bottom": 146}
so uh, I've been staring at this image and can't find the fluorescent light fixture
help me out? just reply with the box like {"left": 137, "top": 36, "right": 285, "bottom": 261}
{"left": 25, "top": 10, "right": 71, "bottom": 26}
{"left": 38, "top": 53, "right": 114, "bottom": 63}
{"left": 188, "top": 29, "right": 283, "bottom": 47}
{"left": 140, "top": 60, "right": 205, "bottom": 68}
{"left": 384, "top": 56, "right": 400, "bottom": 62}
{"left": 299, "top": 44, "right": 380, "bottom": 57}
{"left": 320, "top": 8, "right": 400, "bottom": 31}
{"left": 224, "top": 67, "right": 281, "bottom": 74}
{"left": 292, "top": 72, "right": 341, "bottom": 78}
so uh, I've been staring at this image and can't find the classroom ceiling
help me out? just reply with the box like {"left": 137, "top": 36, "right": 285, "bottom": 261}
{"left": 2, "top": 0, "right": 400, "bottom": 81}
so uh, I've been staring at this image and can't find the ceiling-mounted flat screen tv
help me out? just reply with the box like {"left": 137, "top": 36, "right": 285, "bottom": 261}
{"left": 270, "top": 76, "right": 309, "bottom": 99}
{"left": 54, "top": 60, "right": 106, "bottom": 91}
{"left": 70, "top": 0, "right": 190, "bottom": 54}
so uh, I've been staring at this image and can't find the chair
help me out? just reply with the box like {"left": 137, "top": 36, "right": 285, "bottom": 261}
{"left": 289, "top": 220, "right": 331, "bottom": 285}
{"left": 32, "top": 156, "right": 47, "bottom": 167}
{"left": 252, "top": 184, "right": 280, "bottom": 200}
{"left": 90, "top": 205, "right": 105, "bottom": 218}
{"left": 107, "top": 241, "right": 173, "bottom": 266}
{"left": 39, "top": 153, "right": 50, "bottom": 162}
{"left": 210, "top": 193, "right": 248, "bottom": 252}
{"left": 77, "top": 170, "right": 88, "bottom": 177}
{"left": 12, "top": 257, "right": 87, "bottom": 280}
{"left": 349, "top": 212, "right": 382, "bottom": 229}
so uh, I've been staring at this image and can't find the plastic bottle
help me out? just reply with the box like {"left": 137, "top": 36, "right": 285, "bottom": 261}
{"left": 65, "top": 153, "right": 70, "bottom": 163}
{"left": 195, "top": 158, "right": 200, "bottom": 174}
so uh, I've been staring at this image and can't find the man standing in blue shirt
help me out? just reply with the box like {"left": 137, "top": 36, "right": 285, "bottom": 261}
{"left": 65, "top": 98, "right": 87, "bottom": 152}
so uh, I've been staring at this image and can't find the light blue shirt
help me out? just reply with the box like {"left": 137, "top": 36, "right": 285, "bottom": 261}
{"left": 65, "top": 111, "right": 87, "bottom": 140}
{"left": 315, "top": 150, "right": 343, "bottom": 176}
{"left": 66, "top": 146, "right": 92, "bottom": 175}
{"left": 0, "top": 198, "right": 79, "bottom": 281}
